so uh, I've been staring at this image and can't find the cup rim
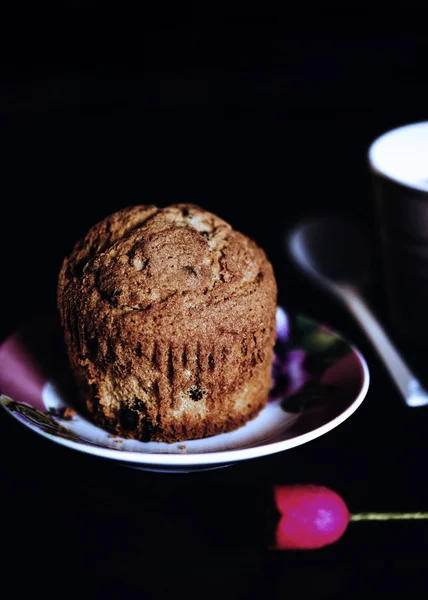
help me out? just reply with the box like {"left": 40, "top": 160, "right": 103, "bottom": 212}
{"left": 368, "top": 120, "right": 428, "bottom": 193}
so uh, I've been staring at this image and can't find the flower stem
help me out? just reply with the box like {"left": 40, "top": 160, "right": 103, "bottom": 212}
{"left": 351, "top": 512, "right": 428, "bottom": 521}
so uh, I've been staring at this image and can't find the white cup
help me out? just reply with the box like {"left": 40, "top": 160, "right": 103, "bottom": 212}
{"left": 368, "top": 121, "right": 428, "bottom": 343}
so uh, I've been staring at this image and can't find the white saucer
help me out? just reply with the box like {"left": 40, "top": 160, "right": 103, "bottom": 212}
{"left": 0, "top": 308, "right": 369, "bottom": 472}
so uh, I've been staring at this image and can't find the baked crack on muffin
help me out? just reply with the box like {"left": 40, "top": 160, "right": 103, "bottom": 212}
{"left": 57, "top": 204, "right": 277, "bottom": 442}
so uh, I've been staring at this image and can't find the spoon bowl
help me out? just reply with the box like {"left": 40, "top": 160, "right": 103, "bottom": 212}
{"left": 288, "top": 217, "right": 371, "bottom": 293}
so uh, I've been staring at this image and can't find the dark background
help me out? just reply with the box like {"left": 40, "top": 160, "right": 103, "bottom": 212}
{"left": 1, "top": 22, "right": 428, "bottom": 599}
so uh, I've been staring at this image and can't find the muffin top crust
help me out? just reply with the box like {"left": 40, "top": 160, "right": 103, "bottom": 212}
{"left": 58, "top": 203, "right": 277, "bottom": 346}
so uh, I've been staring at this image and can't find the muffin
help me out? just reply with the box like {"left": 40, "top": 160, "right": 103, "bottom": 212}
{"left": 57, "top": 204, "right": 277, "bottom": 442}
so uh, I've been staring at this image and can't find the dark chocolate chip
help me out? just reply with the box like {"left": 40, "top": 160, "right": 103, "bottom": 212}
{"left": 133, "top": 397, "right": 145, "bottom": 411}
{"left": 118, "top": 407, "right": 139, "bottom": 430}
{"left": 188, "top": 385, "right": 204, "bottom": 401}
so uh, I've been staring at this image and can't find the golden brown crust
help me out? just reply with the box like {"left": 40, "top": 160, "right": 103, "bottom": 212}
{"left": 57, "top": 204, "right": 277, "bottom": 442}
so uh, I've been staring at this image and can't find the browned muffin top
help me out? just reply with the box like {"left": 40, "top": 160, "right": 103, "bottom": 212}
{"left": 59, "top": 204, "right": 276, "bottom": 345}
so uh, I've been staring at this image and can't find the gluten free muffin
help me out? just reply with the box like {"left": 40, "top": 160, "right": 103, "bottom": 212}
{"left": 57, "top": 204, "right": 277, "bottom": 442}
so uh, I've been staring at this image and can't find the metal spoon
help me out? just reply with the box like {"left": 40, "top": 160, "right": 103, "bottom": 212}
{"left": 287, "top": 217, "right": 428, "bottom": 407}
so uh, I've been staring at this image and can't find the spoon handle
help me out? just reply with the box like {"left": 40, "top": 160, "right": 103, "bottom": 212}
{"left": 339, "top": 286, "right": 428, "bottom": 407}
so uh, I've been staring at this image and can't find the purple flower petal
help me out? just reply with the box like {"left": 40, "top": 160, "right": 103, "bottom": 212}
{"left": 269, "top": 348, "right": 311, "bottom": 401}
{"left": 276, "top": 307, "right": 289, "bottom": 342}
{"left": 283, "top": 349, "right": 311, "bottom": 396}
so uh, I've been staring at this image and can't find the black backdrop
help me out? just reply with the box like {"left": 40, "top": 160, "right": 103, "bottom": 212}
{"left": 1, "top": 28, "right": 427, "bottom": 340}
{"left": 1, "top": 23, "right": 428, "bottom": 599}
